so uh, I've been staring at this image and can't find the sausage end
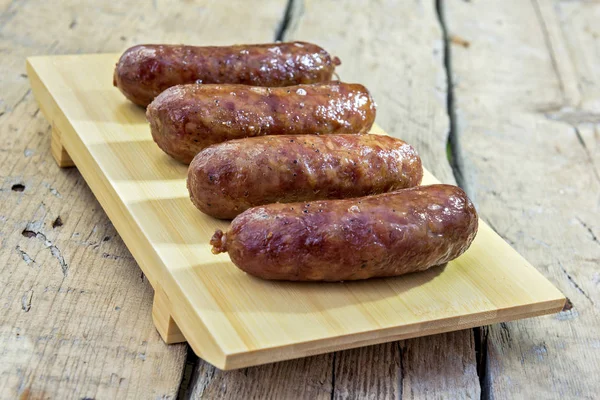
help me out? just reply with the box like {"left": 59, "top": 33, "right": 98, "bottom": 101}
{"left": 210, "top": 230, "right": 228, "bottom": 254}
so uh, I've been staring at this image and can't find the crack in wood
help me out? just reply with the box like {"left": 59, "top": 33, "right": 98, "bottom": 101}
{"left": 101, "top": 252, "right": 134, "bottom": 261}
{"left": 397, "top": 341, "right": 404, "bottom": 399}
{"left": 435, "top": 0, "right": 465, "bottom": 189}
{"left": 574, "top": 127, "right": 588, "bottom": 149}
{"left": 12, "top": 88, "right": 31, "bottom": 111}
{"left": 48, "top": 187, "right": 62, "bottom": 198}
{"left": 274, "top": 0, "right": 296, "bottom": 41}
{"left": 21, "top": 228, "right": 68, "bottom": 276}
{"left": 330, "top": 351, "right": 336, "bottom": 400}
{"left": 559, "top": 261, "right": 594, "bottom": 305}
{"left": 538, "top": 116, "right": 600, "bottom": 183}
{"left": 576, "top": 217, "right": 600, "bottom": 247}
{"left": 189, "top": 364, "right": 217, "bottom": 398}
{"left": 21, "top": 289, "right": 33, "bottom": 312}
{"left": 499, "top": 322, "right": 512, "bottom": 348}
{"left": 15, "top": 245, "right": 36, "bottom": 266}
{"left": 176, "top": 347, "right": 200, "bottom": 399}
{"left": 474, "top": 326, "right": 491, "bottom": 400}
{"left": 573, "top": 127, "right": 600, "bottom": 184}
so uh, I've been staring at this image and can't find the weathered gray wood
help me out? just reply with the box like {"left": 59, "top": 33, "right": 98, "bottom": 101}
{"left": 187, "top": 354, "right": 333, "bottom": 399}
{"left": 0, "top": 1, "right": 287, "bottom": 398}
{"left": 0, "top": 84, "right": 187, "bottom": 400}
{"left": 444, "top": 0, "right": 600, "bottom": 397}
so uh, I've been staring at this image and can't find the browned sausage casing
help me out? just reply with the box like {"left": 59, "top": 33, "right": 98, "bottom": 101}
{"left": 188, "top": 134, "right": 422, "bottom": 219}
{"left": 114, "top": 42, "right": 340, "bottom": 106}
{"left": 147, "top": 82, "right": 376, "bottom": 163}
{"left": 211, "top": 185, "right": 478, "bottom": 281}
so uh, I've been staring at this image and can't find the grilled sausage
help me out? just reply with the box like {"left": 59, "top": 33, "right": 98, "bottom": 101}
{"left": 211, "top": 184, "right": 478, "bottom": 281}
{"left": 114, "top": 42, "right": 341, "bottom": 106}
{"left": 147, "top": 82, "right": 376, "bottom": 163}
{"left": 188, "top": 134, "right": 422, "bottom": 219}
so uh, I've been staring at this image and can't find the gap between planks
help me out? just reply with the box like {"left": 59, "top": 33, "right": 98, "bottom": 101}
{"left": 436, "top": 1, "right": 489, "bottom": 398}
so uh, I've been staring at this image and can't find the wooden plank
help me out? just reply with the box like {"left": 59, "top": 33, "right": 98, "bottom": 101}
{"left": 187, "top": 354, "right": 334, "bottom": 399}
{"left": 280, "top": 0, "right": 480, "bottom": 397}
{"left": 28, "top": 51, "right": 564, "bottom": 372}
{"left": 444, "top": 0, "right": 600, "bottom": 397}
{"left": 0, "top": 0, "right": 288, "bottom": 398}
{"left": 0, "top": 89, "right": 186, "bottom": 400}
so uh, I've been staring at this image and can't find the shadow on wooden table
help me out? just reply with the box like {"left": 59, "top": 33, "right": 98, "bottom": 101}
{"left": 88, "top": 140, "right": 187, "bottom": 181}
{"left": 185, "top": 261, "right": 447, "bottom": 315}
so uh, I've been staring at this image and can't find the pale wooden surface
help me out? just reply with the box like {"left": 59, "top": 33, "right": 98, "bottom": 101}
{"left": 28, "top": 52, "right": 562, "bottom": 371}
{"left": 0, "top": 1, "right": 594, "bottom": 399}
{"left": 443, "top": 0, "right": 600, "bottom": 398}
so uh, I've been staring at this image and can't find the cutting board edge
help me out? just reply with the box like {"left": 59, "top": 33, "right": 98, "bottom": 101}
{"left": 218, "top": 296, "right": 566, "bottom": 370}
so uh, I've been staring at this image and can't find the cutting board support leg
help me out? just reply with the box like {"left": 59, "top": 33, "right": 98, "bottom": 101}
{"left": 152, "top": 285, "right": 186, "bottom": 344}
{"left": 51, "top": 126, "right": 75, "bottom": 168}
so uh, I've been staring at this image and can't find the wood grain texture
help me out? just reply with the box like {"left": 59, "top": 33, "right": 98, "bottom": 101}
{"left": 28, "top": 51, "right": 564, "bottom": 371}
{"left": 187, "top": 353, "right": 334, "bottom": 399}
{"left": 0, "top": 0, "right": 287, "bottom": 398}
{"left": 444, "top": 0, "right": 600, "bottom": 397}
{"left": 0, "top": 85, "right": 185, "bottom": 399}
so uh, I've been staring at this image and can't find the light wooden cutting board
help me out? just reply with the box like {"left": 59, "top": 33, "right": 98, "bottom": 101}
{"left": 26, "top": 53, "right": 565, "bottom": 370}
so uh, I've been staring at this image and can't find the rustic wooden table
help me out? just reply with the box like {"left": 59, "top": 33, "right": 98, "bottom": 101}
{"left": 1, "top": 1, "right": 597, "bottom": 398}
